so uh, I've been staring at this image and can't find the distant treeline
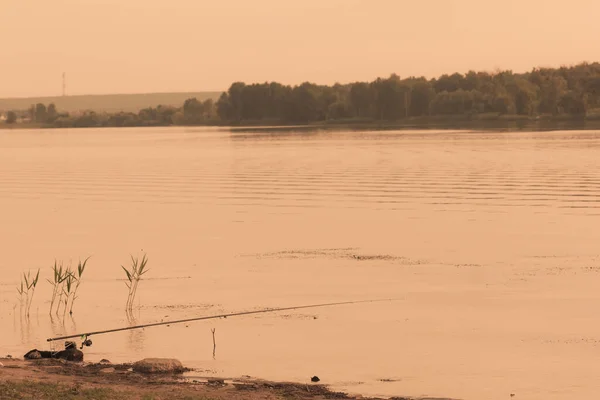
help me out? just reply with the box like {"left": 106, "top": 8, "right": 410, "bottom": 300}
{"left": 4, "top": 62, "right": 600, "bottom": 128}
{"left": 215, "top": 62, "right": 600, "bottom": 123}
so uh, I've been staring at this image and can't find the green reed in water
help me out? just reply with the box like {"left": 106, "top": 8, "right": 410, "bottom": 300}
{"left": 69, "top": 257, "right": 90, "bottom": 315}
{"left": 48, "top": 260, "right": 68, "bottom": 315}
{"left": 17, "top": 268, "right": 40, "bottom": 316}
{"left": 47, "top": 257, "right": 89, "bottom": 316}
{"left": 122, "top": 253, "right": 149, "bottom": 312}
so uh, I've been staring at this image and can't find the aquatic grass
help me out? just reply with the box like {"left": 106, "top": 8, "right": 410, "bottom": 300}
{"left": 17, "top": 268, "right": 40, "bottom": 316}
{"left": 69, "top": 256, "right": 90, "bottom": 315}
{"left": 48, "top": 261, "right": 74, "bottom": 316}
{"left": 16, "top": 280, "right": 25, "bottom": 299}
{"left": 61, "top": 271, "right": 76, "bottom": 317}
{"left": 48, "top": 260, "right": 65, "bottom": 315}
{"left": 122, "top": 253, "right": 149, "bottom": 312}
{"left": 47, "top": 257, "right": 90, "bottom": 316}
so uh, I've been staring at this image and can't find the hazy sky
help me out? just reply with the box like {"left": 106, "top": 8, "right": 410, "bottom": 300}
{"left": 2, "top": 0, "right": 599, "bottom": 97}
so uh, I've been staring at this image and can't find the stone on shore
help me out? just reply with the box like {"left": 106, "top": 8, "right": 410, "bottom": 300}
{"left": 24, "top": 350, "right": 42, "bottom": 360}
{"left": 132, "top": 358, "right": 184, "bottom": 374}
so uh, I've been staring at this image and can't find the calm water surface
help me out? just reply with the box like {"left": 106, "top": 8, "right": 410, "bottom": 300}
{"left": 1, "top": 127, "right": 600, "bottom": 400}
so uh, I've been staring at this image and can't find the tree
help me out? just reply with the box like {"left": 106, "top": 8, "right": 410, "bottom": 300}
{"left": 208, "top": 61, "right": 600, "bottom": 124}
{"left": 34, "top": 103, "right": 47, "bottom": 123}
{"left": 327, "top": 101, "right": 352, "bottom": 120}
{"left": 227, "top": 82, "right": 246, "bottom": 122}
{"left": 433, "top": 73, "right": 464, "bottom": 93}
{"left": 203, "top": 99, "right": 215, "bottom": 120}
{"left": 492, "top": 94, "right": 514, "bottom": 114}
{"left": 559, "top": 91, "right": 587, "bottom": 115}
{"left": 409, "top": 80, "right": 435, "bottom": 116}
{"left": 288, "top": 83, "right": 320, "bottom": 123}
{"left": 538, "top": 76, "right": 568, "bottom": 115}
{"left": 430, "top": 89, "right": 486, "bottom": 116}
{"left": 216, "top": 93, "right": 233, "bottom": 121}
{"left": 182, "top": 98, "right": 206, "bottom": 124}
{"left": 349, "top": 82, "right": 372, "bottom": 118}
{"left": 371, "top": 75, "right": 410, "bottom": 120}
{"left": 5, "top": 111, "right": 17, "bottom": 124}
{"left": 512, "top": 79, "right": 537, "bottom": 116}
{"left": 47, "top": 103, "right": 58, "bottom": 122}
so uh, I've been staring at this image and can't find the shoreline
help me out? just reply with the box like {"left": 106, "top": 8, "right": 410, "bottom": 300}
{"left": 0, "top": 358, "right": 452, "bottom": 400}
{"left": 2, "top": 115, "right": 600, "bottom": 132}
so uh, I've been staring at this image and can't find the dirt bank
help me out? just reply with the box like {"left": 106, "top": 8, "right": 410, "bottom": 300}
{"left": 0, "top": 358, "right": 453, "bottom": 400}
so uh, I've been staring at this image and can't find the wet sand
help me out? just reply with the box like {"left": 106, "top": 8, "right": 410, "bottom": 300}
{"left": 1, "top": 128, "right": 600, "bottom": 399}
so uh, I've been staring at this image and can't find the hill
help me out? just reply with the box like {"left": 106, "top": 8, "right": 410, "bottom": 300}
{"left": 0, "top": 92, "right": 222, "bottom": 113}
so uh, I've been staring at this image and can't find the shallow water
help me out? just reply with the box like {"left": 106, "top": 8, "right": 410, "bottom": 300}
{"left": 1, "top": 127, "right": 600, "bottom": 400}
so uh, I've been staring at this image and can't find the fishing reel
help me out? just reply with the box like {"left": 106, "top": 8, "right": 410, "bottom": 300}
{"left": 79, "top": 335, "right": 93, "bottom": 350}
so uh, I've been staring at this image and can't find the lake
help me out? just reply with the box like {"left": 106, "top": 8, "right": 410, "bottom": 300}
{"left": 1, "top": 127, "right": 600, "bottom": 400}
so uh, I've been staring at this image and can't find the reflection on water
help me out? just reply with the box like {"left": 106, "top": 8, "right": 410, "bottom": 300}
{"left": 126, "top": 309, "right": 146, "bottom": 354}
{"left": 1, "top": 127, "right": 600, "bottom": 400}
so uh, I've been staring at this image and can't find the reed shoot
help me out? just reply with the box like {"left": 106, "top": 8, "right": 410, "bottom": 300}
{"left": 62, "top": 272, "right": 75, "bottom": 317}
{"left": 48, "top": 261, "right": 70, "bottom": 315}
{"left": 16, "top": 280, "right": 25, "bottom": 299}
{"left": 122, "top": 253, "right": 149, "bottom": 312}
{"left": 69, "top": 257, "right": 90, "bottom": 315}
{"left": 18, "top": 269, "right": 40, "bottom": 316}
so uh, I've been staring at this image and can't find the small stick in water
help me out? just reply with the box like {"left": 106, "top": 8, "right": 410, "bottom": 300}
{"left": 211, "top": 328, "right": 216, "bottom": 359}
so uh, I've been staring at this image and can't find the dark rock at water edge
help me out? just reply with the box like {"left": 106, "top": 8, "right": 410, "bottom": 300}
{"left": 24, "top": 341, "right": 84, "bottom": 362}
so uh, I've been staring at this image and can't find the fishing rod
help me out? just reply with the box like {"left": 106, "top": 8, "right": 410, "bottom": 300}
{"left": 47, "top": 298, "right": 399, "bottom": 343}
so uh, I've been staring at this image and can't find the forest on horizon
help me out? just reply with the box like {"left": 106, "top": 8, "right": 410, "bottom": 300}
{"left": 3, "top": 62, "right": 600, "bottom": 128}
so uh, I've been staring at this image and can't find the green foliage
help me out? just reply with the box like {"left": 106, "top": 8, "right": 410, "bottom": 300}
{"left": 215, "top": 62, "right": 600, "bottom": 124}
{"left": 122, "top": 253, "right": 149, "bottom": 312}
{"left": 34, "top": 103, "right": 47, "bottom": 122}
{"left": 48, "top": 260, "right": 67, "bottom": 315}
{"left": 0, "top": 92, "right": 220, "bottom": 114}
{"left": 17, "top": 268, "right": 40, "bottom": 316}
{"left": 180, "top": 97, "right": 215, "bottom": 124}
{"left": 5, "top": 62, "right": 600, "bottom": 128}
{"left": 47, "top": 257, "right": 90, "bottom": 316}
{"left": 5, "top": 110, "right": 17, "bottom": 123}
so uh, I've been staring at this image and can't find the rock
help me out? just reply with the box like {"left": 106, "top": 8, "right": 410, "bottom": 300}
{"left": 54, "top": 348, "right": 84, "bottom": 362}
{"left": 99, "top": 359, "right": 112, "bottom": 365}
{"left": 132, "top": 358, "right": 184, "bottom": 374}
{"left": 24, "top": 350, "right": 42, "bottom": 360}
{"left": 0, "top": 362, "right": 4, "bottom": 367}
{"left": 24, "top": 341, "right": 83, "bottom": 363}
{"left": 100, "top": 367, "right": 115, "bottom": 374}
{"left": 311, "top": 376, "right": 320, "bottom": 382}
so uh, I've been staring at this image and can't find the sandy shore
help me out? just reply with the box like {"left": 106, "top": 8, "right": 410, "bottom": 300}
{"left": 0, "top": 358, "right": 454, "bottom": 400}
